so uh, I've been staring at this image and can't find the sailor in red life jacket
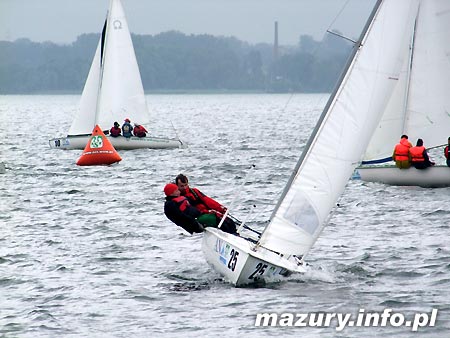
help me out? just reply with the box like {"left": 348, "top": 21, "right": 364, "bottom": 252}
{"left": 163, "top": 183, "right": 204, "bottom": 234}
{"left": 175, "top": 173, "right": 226, "bottom": 214}
{"left": 133, "top": 123, "right": 148, "bottom": 138}
{"left": 175, "top": 174, "right": 237, "bottom": 234}
{"left": 392, "top": 134, "right": 412, "bottom": 169}
{"left": 163, "top": 183, "right": 237, "bottom": 235}
{"left": 444, "top": 137, "right": 450, "bottom": 167}
{"left": 110, "top": 122, "right": 121, "bottom": 137}
{"left": 409, "top": 138, "right": 435, "bottom": 169}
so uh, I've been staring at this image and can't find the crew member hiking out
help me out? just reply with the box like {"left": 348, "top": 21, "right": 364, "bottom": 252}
{"left": 164, "top": 182, "right": 237, "bottom": 235}
{"left": 175, "top": 173, "right": 237, "bottom": 234}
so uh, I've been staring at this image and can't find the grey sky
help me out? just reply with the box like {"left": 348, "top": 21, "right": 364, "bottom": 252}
{"left": 0, "top": 0, "right": 376, "bottom": 45}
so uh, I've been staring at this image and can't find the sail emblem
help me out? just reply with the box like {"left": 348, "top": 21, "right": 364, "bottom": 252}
{"left": 113, "top": 20, "right": 122, "bottom": 29}
{"left": 90, "top": 135, "right": 104, "bottom": 148}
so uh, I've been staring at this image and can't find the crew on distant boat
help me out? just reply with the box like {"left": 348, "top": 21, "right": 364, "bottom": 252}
{"left": 444, "top": 137, "right": 450, "bottom": 167}
{"left": 133, "top": 123, "right": 148, "bottom": 138}
{"left": 164, "top": 182, "right": 237, "bottom": 235}
{"left": 122, "top": 118, "right": 133, "bottom": 138}
{"left": 393, "top": 135, "right": 412, "bottom": 169}
{"left": 110, "top": 122, "right": 121, "bottom": 137}
{"left": 175, "top": 173, "right": 237, "bottom": 234}
{"left": 409, "top": 138, "right": 435, "bottom": 169}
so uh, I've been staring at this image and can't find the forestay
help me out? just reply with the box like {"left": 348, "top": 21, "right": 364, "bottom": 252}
{"left": 363, "top": 0, "right": 450, "bottom": 163}
{"left": 68, "top": 0, "right": 150, "bottom": 136}
{"left": 257, "top": 0, "right": 420, "bottom": 257}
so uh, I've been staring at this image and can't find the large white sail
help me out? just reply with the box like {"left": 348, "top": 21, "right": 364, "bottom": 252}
{"left": 257, "top": 0, "right": 420, "bottom": 257}
{"left": 363, "top": 0, "right": 450, "bottom": 162}
{"left": 68, "top": 0, "right": 150, "bottom": 136}
{"left": 405, "top": 0, "right": 450, "bottom": 146}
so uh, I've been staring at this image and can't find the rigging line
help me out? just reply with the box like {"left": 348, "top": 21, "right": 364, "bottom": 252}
{"left": 325, "top": 0, "right": 352, "bottom": 35}
{"left": 169, "top": 120, "right": 183, "bottom": 144}
{"left": 217, "top": 164, "right": 256, "bottom": 229}
{"left": 236, "top": 204, "right": 257, "bottom": 234}
{"left": 426, "top": 143, "right": 447, "bottom": 150}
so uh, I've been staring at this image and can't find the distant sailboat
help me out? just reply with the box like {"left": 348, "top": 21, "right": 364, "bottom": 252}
{"left": 202, "top": 0, "right": 420, "bottom": 286}
{"left": 49, "top": 0, "right": 183, "bottom": 150}
{"left": 355, "top": 0, "right": 450, "bottom": 188}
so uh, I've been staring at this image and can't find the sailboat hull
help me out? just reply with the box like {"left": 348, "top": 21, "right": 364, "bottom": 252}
{"left": 49, "top": 135, "right": 184, "bottom": 150}
{"left": 202, "top": 228, "right": 305, "bottom": 287}
{"left": 355, "top": 165, "right": 450, "bottom": 188}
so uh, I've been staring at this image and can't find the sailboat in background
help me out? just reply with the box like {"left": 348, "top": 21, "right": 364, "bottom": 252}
{"left": 49, "top": 0, "right": 183, "bottom": 150}
{"left": 202, "top": 0, "right": 420, "bottom": 286}
{"left": 355, "top": 0, "right": 450, "bottom": 188}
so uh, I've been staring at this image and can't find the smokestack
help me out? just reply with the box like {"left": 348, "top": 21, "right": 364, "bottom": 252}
{"left": 273, "top": 21, "right": 279, "bottom": 61}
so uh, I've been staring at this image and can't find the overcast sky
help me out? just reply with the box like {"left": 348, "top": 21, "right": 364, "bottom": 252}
{"left": 0, "top": 0, "right": 376, "bottom": 45}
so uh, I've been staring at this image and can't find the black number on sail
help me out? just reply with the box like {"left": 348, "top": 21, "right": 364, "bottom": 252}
{"left": 227, "top": 249, "right": 239, "bottom": 271}
{"left": 54, "top": 139, "right": 60, "bottom": 147}
{"left": 249, "top": 263, "right": 268, "bottom": 280}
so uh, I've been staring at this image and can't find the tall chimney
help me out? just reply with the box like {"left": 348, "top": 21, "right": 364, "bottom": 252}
{"left": 273, "top": 21, "right": 279, "bottom": 61}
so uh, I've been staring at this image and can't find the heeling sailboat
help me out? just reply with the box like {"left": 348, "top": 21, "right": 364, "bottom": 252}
{"left": 202, "top": 0, "right": 419, "bottom": 286}
{"left": 355, "top": 0, "right": 450, "bottom": 188}
{"left": 49, "top": 0, "right": 183, "bottom": 150}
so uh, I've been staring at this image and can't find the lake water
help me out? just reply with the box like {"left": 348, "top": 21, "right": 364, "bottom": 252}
{"left": 1, "top": 94, "right": 449, "bottom": 337}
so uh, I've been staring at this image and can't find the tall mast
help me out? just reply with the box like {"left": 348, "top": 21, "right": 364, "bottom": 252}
{"left": 401, "top": 4, "right": 420, "bottom": 134}
{"left": 94, "top": 1, "right": 113, "bottom": 127}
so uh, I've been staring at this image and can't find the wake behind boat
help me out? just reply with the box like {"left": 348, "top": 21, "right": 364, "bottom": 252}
{"left": 356, "top": 0, "right": 450, "bottom": 187}
{"left": 49, "top": 0, "right": 183, "bottom": 150}
{"left": 202, "top": 0, "right": 420, "bottom": 286}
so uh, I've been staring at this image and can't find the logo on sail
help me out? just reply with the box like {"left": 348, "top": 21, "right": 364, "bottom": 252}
{"left": 113, "top": 20, "right": 122, "bottom": 29}
{"left": 90, "top": 135, "right": 103, "bottom": 148}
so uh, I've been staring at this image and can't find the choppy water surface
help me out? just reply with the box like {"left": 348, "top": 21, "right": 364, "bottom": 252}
{"left": 0, "top": 94, "right": 449, "bottom": 337}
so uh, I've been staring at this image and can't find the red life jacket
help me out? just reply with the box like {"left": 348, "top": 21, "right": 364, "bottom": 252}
{"left": 183, "top": 188, "right": 224, "bottom": 213}
{"left": 445, "top": 146, "right": 449, "bottom": 159}
{"left": 409, "top": 146, "right": 425, "bottom": 162}
{"left": 172, "top": 196, "right": 189, "bottom": 211}
{"left": 394, "top": 139, "right": 411, "bottom": 161}
{"left": 110, "top": 126, "right": 121, "bottom": 137}
{"left": 133, "top": 125, "right": 147, "bottom": 137}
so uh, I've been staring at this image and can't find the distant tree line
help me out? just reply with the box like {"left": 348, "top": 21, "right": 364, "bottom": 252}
{"left": 0, "top": 31, "right": 352, "bottom": 94}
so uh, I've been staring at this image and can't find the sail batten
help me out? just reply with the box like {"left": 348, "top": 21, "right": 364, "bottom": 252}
{"left": 257, "top": 0, "right": 420, "bottom": 257}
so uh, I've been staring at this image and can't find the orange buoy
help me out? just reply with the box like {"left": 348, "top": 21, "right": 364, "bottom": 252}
{"left": 76, "top": 125, "right": 122, "bottom": 166}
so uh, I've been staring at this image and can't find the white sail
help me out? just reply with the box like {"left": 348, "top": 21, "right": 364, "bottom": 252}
{"left": 68, "top": 0, "right": 150, "bottom": 136}
{"left": 69, "top": 40, "right": 101, "bottom": 136}
{"left": 405, "top": 0, "right": 450, "bottom": 146}
{"left": 363, "top": 0, "right": 450, "bottom": 162}
{"left": 257, "top": 0, "right": 420, "bottom": 257}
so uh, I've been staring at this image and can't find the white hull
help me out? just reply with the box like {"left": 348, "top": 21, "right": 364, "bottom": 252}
{"left": 355, "top": 165, "right": 450, "bottom": 188}
{"left": 202, "top": 228, "right": 306, "bottom": 287}
{"left": 49, "top": 135, "right": 184, "bottom": 150}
